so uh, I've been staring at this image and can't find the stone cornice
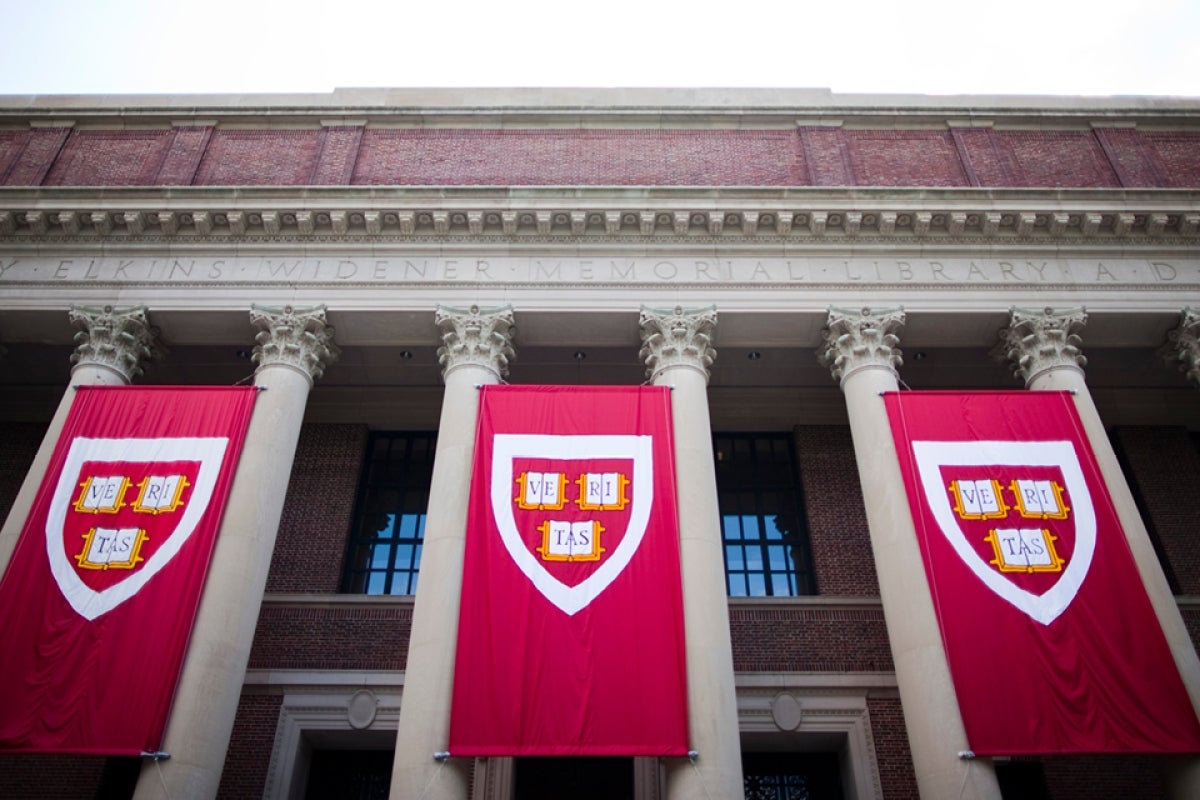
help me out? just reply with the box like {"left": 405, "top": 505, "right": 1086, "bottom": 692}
{"left": 2, "top": 87, "right": 1199, "bottom": 126}
{"left": 1, "top": 188, "right": 1198, "bottom": 245}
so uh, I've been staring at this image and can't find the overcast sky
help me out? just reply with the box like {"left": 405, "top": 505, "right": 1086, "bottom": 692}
{"left": 1, "top": 0, "right": 1197, "bottom": 98}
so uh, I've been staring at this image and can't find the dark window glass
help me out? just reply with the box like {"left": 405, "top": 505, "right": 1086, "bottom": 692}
{"left": 742, "top": 752, "right": 843, "bottom": 800}
{"left": 305, "top": 749, "right": 394, "bottom": 800}
{"left": 514, "top": 757, "right": 633, "bottom": 800}
{"left": 342, "top": 432, "right": 436, "bottom": 595}
{"left": 714, "top": 433, "right": 815, "bottom": 596}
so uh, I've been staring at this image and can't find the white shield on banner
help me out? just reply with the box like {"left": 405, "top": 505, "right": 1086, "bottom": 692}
{"left": 45, "top": 436, "right": 229, "bottom": 621}
{"left": 911, "top": 440, "right": 1096, "bottom": 626}
{"left": 491, "top": 434, "right": 653, "bottom": 616}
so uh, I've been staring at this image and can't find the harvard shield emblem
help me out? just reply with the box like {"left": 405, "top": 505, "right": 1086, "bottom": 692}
{"left": 911, "top": 440, "right": 1096, "bottom": 625}
{"left": 490, "top": 433, "right": 653, "bottom": 615}
{"left": 45, "top": 436, "right": 230, "bottom": 621}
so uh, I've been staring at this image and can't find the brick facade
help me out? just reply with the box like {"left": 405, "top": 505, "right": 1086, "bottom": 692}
{"left": 266, "top": 424, "right": 368, "bottom": 594}
{"left": 794, "top": 425, "right": 879, "bottom": 597}
{"left": 216, "top": 693, "right": 284, "bottom": 800}
{"left": 867, "top": 697, "right": 919, "bottom": 800}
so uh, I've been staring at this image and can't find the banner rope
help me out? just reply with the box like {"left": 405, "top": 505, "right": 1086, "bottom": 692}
{"left": 686, "top": 753, "right": 719, "bottom": 800}
{"left": 415, "top": 755, "right": 447, "bottom": 800}
{"left": 153, "top": 758, "right": 173, "bottom": 800}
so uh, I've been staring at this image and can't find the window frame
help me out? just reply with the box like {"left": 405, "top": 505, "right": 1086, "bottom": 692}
{"left": 714, "top": 432, "right": 816, "bottom": 597}
{"left": 341, "top": 431, "right": 438, "bottom": 595}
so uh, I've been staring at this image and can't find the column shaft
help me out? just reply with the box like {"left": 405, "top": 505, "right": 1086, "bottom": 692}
{"left": 639, "top": 305, "right": 743, "bottom": 800}
{"left": 1028, "top": 367, "right": 1200, "bottom": 799}
{"left": 658, "top": 366, "right": 743, "bottom": 800}
{"left": 389, "top": 362, "right": 492, "bottom": 799}
{"left": 823, "top": 307, "right": 1000, "bottom": 800}
{"left": 132, "top": 304, "right": 337, "bottom": 800}
{"left": 842, "top": 367, "right": 1001, "bottom": 799}
{"left": 389, "top": 304, "right": 514, "bottom": 800}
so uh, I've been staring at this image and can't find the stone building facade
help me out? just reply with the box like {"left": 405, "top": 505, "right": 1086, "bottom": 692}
{"left": 0, "top": 88, "right": 1198, "bottom": 800}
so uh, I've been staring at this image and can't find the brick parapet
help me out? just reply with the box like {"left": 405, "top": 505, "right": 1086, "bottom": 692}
{"left": 156, "top": 125, "right": 214, "bottom": 185}
{"left": 3, "top": 125, "right": 70, "bottom": 185}
{"left": 4, "top": 124, "right": 1196, "bottom": 187}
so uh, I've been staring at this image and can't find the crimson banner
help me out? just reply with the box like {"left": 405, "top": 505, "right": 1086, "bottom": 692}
{"left": 0, "top": 386, "right": 256, "bottom": 754}
{"left": 449, "top": 385, "right": 688, "bottom": 756}
{"left": 885, "top": 390, "right": 1200, "bottom": 754}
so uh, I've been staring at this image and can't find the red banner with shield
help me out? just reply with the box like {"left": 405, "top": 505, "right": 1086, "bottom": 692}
{"left": 0, "top": 386, "right": 256, "bottom": 754}
{"left": 449, "top": 385, "right": 688, "bottom": 756}
{"left": 885, "top": 390, "right": 1200, "bottom": 754}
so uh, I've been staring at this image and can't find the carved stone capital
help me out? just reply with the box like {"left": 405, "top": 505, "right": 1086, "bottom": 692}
{"left": 1164, "top": 307, "right": 1200, "bottom": 389}
{"left": 996, "top": 306, "right": 1088, "bottom": 386}
{"left": 818, "top": 306, "right": 905, "bottom": 386}
{"left": 249, "top": 304, "right": 340, "bottom": 385}
{"left": 638, "top": 305, "right": 718, "bottom": 383}
{"left": 435, "top": 304, "right": 516, "bottom": 382}
{"left": 68, "top": 304, "right": 163, "bottom": 382}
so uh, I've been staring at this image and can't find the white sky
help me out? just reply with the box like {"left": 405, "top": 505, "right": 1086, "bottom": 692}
{"left": 0, "top": 0, "right": 1198, "bottom": 98}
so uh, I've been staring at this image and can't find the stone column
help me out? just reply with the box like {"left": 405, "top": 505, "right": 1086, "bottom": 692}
{"left": 389, "top": 305, "right": 515, "bottom": 800}
{"left": 639, "top": 305, "right": 744, "bottom": 800}
{"left": 0, "top": 305, "right": 161, "bottom": 577}
{"left": 999, "top": 307, "right": 1200, "bottom": 799}
{"left": 1163, "top": 307, "right": 1200, "bottom": 389}
{"left": 819, "top": 307, "right": 1001, "bottom": 800}
{"left": 132, "top": 304, "right": 338, "bottom": 800}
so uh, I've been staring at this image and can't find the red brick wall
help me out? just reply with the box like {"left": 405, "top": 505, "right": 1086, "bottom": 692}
{"left": 793, "top": 426, "right": 879, "bottom": 597}
{"left": 997, "top": 130, "right": 1121, "bottom": 188}
{"left": 45, "top": 130, "right": 172, "bottom": 186}
{"left": 1145, "top": 132, "right": 1200, "bottom": 187}
{"left": 194, "top": 130, "right": 322, "bottom": 186}
{"left": 266, "top": 424, "right": 367, "bottom": 593}
{"left": 1041, "top": 755, "right": 1163, "bottom": 799}
{"left": 2, "top": 126, "right": 70, "bottom": 185}
{"left": 353, "top": 129, "right": 800, "bottom": 186}
{"left": 846, "top": 131, "right": 968, "bottom": 187}
{"left": 4, "top": 123, "right": 1200, "bottom": 188}
{"left": 217, "top": 693, "right": 283, "bottom": 800}
{"left": 729, "top": 603, "right": 891, "bottom": 672}
{"left": 0, "top": 754, "right": 111, "bottom": 797}
{"left": 868, "top": 696, "right": 918, "bottom": 800}
{"left": 1111, "top": 426, "right": 1200, "bottom": 594}
{"left": 248, "top": 603, "right": 411, "bottom": 671}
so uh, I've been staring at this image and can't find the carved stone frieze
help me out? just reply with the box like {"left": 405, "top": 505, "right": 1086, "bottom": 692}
{"left": 249, "top": 303, "right": 340, "bottom": 384}
{"left": 68, "top": 304, "right": 163, "bottom": 381}
{"left": 1164, "top": 307, "right": 1200, "bottom": 389}
{"left": 638, "top": 305, "right": 718, "bottom": 383}
{"left": 818, "top": 307, "right": 905, "bottom": 386}
{"left": 435, "top": 304, "right": 516, "bottom": 381}
{"left": 996, "top": 306, "right": 1088, "bottom": 386}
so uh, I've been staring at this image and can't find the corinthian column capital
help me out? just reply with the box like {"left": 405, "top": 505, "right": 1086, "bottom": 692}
{"left": 819, "top": 306, "right": 905, "bottom": 386}
{"left": 1164, "top": 307, "right": 1200, "bottom": 389}
{"left": 997, "top": 306, "right": 1088, "bottom": 387}
{"left": 249, "top": 304, "right": 340, "bottom": 385}
{"left": 435, "top": 304, "right": 516, "bottom": 381}
{"left": 68, "top": 304, "right": 163, "bottom": 382}
{"left": 638, "top": 305, "right": 718, "bottom": 384}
